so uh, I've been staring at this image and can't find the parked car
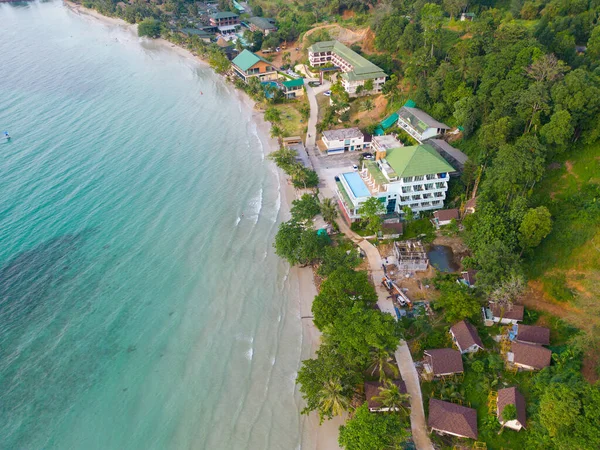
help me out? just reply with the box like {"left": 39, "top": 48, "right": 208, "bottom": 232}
{"left": 352, "top": 164, "right": 359, "bottom": 171}
{"left": 334, "top": 176, "right": 340, "bottom": 182}
{"left": 308, "top": 81, "right": 321, "bottom": 87}
{"left": 362, "top": 152, "right": 373, "bottom": 160}
{"left": 324, "top": 90, "right": 332, "bottom": 96}
{"left": 276, "top": 47, "right": 281, "bottom": 52}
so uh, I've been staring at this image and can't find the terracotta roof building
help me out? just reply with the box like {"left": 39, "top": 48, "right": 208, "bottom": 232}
{"left": 428, "top": 398, "right": 478, "bottom": 440}
{"left": 509, "top": 342, "right": 552, "bottom": 370}
{"left": 450, "top": 320, "right": 484, "bottom": 354}
{"left": 487, "top": 302, "right": 524, "bottom": 325}
{"left": 423, "top": 349, "right": 464, "bottom": 377}
{"left": 497, "top": 387, "right": 527, "bottom": 431}
{"left": 364, "top": 380, "right": 408, "bottom": 412}
{"left": 432, "top": 208, "right": 460, "bottom": 227}
{"left": 516, "top": 325, "right": 550, "bottom": 346}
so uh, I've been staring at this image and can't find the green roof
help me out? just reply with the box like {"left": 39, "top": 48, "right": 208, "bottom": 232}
{"left": 308, "top": 40, "right": 386, "bottom": 81}
{"left": 180, "top": 28, "right": 213, "bottom": 38}
{"left": 249, "top": 16, "right": 277, "bottom": 30}
{"left": 232, "top": 49, "right": 270, "bottom": 72}
{"left": 380, "top": 112, "right": 399, "bottom": 130}
{"left": 211, "top": 11, "right": 239, "bottom": 19}
{"left": 385, "top": 144, "right": 455, "bottom": 178}
{"left": 282, "top": 78, "right": 304, "bottom": 88}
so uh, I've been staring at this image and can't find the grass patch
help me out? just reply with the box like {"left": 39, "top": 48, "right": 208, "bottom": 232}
{"left": 526, "top": 142, "right": 600, "bottom": 279}
{"left": 275, "top": 102, "right": 308, "bottom": 137}
{"left": 543, "top": 273, "right": 574, "bottom": 302}
{"left": 403, "top": 217, "right": 435, "bottom": 242}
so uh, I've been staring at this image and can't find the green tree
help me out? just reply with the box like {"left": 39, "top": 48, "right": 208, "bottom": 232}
{"left": 268, "top": 147, "right": 297, "bottom": 171}
{"left": 360, "top": 99, "right": 374, "bottom": 111}
{"left": 373, "top": 379, "right": 411, "bottom": 415}
{"left": 318, "top": 245, "right": 361, "bottom": 277}
{"left": 443, "top": 0, "right": 467, "bottom": 20}
{"left": 292, "top": 167, "right": 319, "bottom": 189}
{"left": 324, "top": 304, "right": 401, "bottom": 367}
{"left": 319, "top": 379, "right": 351, "bottom": 419}
{"left": 274, "top": 220, "right": 328, "bottom": 266}
{"left": 420, "top": 3, "right": 444, "bottom": 57}
{"left": 274, "top": 220, "right": 304, "bottom": 265}
{"left": 320, "top": 197, "right": 338, "bottom": 224}
{"left": 540, "top": 110, "right": 573, "bottom": 152}
{"left": 435, "top": 283, "right": 481, "bottom": 322}
{"left": 207, "top": 48, "right": 232, "bottom": 74}
{"left": 368, "top": 348, "right": 399, "bottom": 381}
{"left": 519, "top": 206, "right": 552, "bottom": 254}
{"left": 138, "top": 18, "right": 161, "bottom": 38}
{"left": 312, "top": 268, "right": 378, "bottom": 330}
{"left": 402, "top": 206, "right": 414, "bottom": 222}
{"left": 297, "top": 343, "right": 361, "bottom": 422}
{"left": 358, "top": 197, "right": 385, "bottom": 236}
{"left": 291, "top": 194, "right": 321, "bottom": 222}
{"left": 264, "top": 107, "right": 282, "bottom": 124}
{"left": 363, "top": 79, "right": 374, "bottom": 92}
{"left": 339, "top": 403, "right": 409, "bottom": 450}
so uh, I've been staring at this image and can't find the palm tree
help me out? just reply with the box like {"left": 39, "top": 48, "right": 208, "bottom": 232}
{"left": 319, "top": 379, "right": 351, "bottom": 418}
{"left": 320, "top": 197, "right": 338, "bottom": 224}
{"left": 368, "top": 348, "right": 399, "bottom": 381}
{"left": 361, "top": 99, "right": 374, "bottom": 111}
{"left": 373, "top": 380, "right": 411, "bottom": 416}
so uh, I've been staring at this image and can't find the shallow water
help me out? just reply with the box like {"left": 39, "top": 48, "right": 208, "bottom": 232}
{"left": 427, "top": 245, "right": 459, "bottom": 273}
{"left": 0, "top": 3, "right": 305, "bottom": 449}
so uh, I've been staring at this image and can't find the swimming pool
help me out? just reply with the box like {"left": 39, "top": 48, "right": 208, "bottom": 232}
{"left": 342, "top": 172, "right": 370, "bottom": 198}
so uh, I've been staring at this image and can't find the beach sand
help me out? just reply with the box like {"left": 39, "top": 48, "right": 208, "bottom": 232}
{"left": 63, "top": 2, "right": 342, "bottom": 448}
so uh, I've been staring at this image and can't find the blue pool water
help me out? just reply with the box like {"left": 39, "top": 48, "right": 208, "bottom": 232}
{"left": 342, "top": 172, "right": 371, "bottom": 198}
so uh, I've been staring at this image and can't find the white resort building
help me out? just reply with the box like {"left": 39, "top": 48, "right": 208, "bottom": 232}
{"left": 308, "top": 41, "right": 386, "bottom": 95}
{"left": 335, "top": 142, "right": 456, "bottom": 222}
{"left": 397, "top": 106, "right": 450, "bottom": 143}
{"left": 318, "top": 127, "right": 371, "bottom": 154}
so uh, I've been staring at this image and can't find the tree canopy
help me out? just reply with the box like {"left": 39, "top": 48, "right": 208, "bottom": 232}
{"left": 338, "top": 403, "right": 409, "bottom": 450}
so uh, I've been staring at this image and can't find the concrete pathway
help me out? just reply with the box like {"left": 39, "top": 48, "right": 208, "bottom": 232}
{"left": 304, "top": 79, "right": 331, "bottom": 150}
{"left": 396, "top": 343, "right": 433, "bottom": 450}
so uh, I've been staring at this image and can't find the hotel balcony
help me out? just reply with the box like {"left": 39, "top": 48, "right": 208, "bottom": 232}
{"left": 360, "top": 162, "right": 389, "bottom": 195}
{"left": 397, "top": 118, "right": 424, "bottom": 143}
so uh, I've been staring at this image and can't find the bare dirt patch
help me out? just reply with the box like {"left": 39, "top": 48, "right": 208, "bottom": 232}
{"left": 352, "top": 95, "right": 388, "bottom": 127}
{"left": 302, "top": 24, "right": 368, "bottom": 49}
{"left": 341, "top": 10, "right": 355, "bottom": 20}
{"left": 563, "top": 160, "right": 579, "bottom": 180}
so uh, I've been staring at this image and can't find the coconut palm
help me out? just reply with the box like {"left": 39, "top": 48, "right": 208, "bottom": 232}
{"left": 368, "top": 348, "right": 399, "bottom": 381}
{"left": 373, "top": 379, "right": 411, "bottom": 416}
{"left": 320, "top": 197, "right": 338, "bottom": 224}
{"left": 318, "top": 379, "right": 351, "bottom": 418}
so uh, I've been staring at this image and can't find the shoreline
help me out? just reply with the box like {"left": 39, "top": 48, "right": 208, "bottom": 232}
{"left": 62, "top": 2, "right": 338, "bottom": 448}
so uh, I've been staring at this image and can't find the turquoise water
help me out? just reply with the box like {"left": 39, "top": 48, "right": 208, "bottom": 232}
{"left": 0, "top": 3, "right": 306, "bottom": 449}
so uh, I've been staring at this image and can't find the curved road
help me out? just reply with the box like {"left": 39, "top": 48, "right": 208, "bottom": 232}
{"left": 303, "top": 84, "right": 434, "bottom": 450}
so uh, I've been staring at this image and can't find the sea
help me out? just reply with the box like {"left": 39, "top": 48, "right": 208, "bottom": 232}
{"left": 0, "top": 2, "right": 308, "bottom": 449}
